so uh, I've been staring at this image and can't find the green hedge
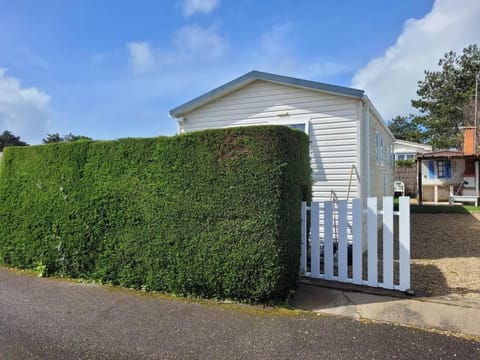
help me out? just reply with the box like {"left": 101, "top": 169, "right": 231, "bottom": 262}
{"left": 0, "top": 126, "right": 311, "bottom": 302}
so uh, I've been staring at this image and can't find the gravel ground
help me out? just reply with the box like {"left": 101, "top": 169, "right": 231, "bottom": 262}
{"left": 410, "top": 212, "right": 480, "bottom": 299}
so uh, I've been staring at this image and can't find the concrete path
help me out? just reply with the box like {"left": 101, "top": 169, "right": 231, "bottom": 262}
{"left": 293, "top": 280, "right": 480, "bottom": 338}
{"left": 1, "top": 267, "right": 479, "bottom": 359}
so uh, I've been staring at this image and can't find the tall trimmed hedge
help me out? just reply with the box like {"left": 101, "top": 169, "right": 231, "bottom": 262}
{"left": 0, "top": 126, "right": 310, "bottom": 302}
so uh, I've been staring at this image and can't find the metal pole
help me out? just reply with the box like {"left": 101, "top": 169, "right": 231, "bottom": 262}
{"left": 475, "top": 70, "right": 480, "bottom": 153}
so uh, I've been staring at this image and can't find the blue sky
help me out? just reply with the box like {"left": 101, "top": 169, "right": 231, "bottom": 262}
{"left": 1, "top": 0, "right": 479, "bottom": 144}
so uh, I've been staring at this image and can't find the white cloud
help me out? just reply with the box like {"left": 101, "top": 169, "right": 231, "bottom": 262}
{"left": 252, "top": 23, "right": 350, "bottom": 79}
{"left": 352, "top": 0, "right": 480, "bottom": 121}
{"left": 171, "top": 24, "right": 226, "bottom": 61}
{"left": 127, "top": 25, "right": 227, "bottom": 73}
{"left": 127, "top": 42, "right": 157, "bottom": 73}
{"left": 91, "top": 53, "right": 107, "bottom": 65}
{"left": 255, "top": 24, "right": 297, "bottom": 74}
{"left": 0, "top": 69, "right": 51, "bottom": 144}
{"left": 183, "top": 0, "right": 220, "bottom": 16}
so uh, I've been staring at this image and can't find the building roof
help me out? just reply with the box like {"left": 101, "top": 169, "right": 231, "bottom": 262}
{"left": 417, "top": 150, "right": 473, "bottom": 159}
{"left": 169, "top": 70, "right": 365, "bottom": 117}
{"left": 394, "top": 139, "right": 432, "bottom": 151}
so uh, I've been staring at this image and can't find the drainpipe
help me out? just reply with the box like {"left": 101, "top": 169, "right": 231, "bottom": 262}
{"left": 476, "top": 160, "right": 479, "bottom": 197}
{"left": 364, "top": 104, "right": 371, "bottom": 197}
{"left": 356, "top": 100, "right": 363, "bottom": 201}
{"left": 177, "top": 117, "right": 185, "bottom": 134}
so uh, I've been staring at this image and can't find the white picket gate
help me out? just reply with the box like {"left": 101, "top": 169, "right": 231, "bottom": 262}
{"left": 300, "top": 196, "right": 410, "bottom": 292}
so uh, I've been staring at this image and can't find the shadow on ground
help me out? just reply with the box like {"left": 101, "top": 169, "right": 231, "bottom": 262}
{"left": 294, "top": 210, "right": 480, "bottom": 310}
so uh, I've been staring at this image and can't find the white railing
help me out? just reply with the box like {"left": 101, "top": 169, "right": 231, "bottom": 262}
{"left": 300, "top": 196, "right": 410, "bottom": 292}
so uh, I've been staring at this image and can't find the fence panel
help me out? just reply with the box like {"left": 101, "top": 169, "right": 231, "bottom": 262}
{"left": 301, "top": 196, "right": 410, "bottom": 292}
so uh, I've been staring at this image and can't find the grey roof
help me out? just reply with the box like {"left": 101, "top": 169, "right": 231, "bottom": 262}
{"left": 169, "top": 70, "right": 365, "bottom": 117}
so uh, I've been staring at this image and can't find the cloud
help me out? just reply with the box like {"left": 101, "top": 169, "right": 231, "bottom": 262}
{"left": 91, "top": 53, "right": 107, "bottom": 65}
{"left": 127, "top": 42, "right": 157, "bottom": 73}
{"left": 171, "top": 24, "right": 226, "bottom": 61}
{"left": 183, "top": 0, "right": 220, "bottom": 16}
{"left": 255, "top": 23, "right": 297, "bottom": 74}
{"left": 252, "top": 23, "right": 350, "bottom": 79}
{"left": 127, "top": 25, "right": 227, "bottom": 73}
{"left": 0, "top": 69, "right": 51, "bottom": 144}
{"left": 352, "top": 0, "right": 480, "bottom": 121}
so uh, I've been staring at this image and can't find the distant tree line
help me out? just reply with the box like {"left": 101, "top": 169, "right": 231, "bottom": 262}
{"left": 0, "top": 130, "right": 28, "bottom": 151}
{"left": 42, "top": 133, "right": 92, "bottom": 144}
{"left": 0, "top": 130, "right": 92, "bottom": 151}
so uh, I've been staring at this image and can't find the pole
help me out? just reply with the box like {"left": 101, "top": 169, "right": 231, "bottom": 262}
{"left": 475, "top": 70, "right": 480, "bottom": 153}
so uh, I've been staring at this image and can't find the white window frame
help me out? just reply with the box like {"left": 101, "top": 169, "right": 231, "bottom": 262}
{"left": 262, "top": 119, "right": 310, "bottom": 135}
{"left": 225, "top": 120, "right": 310, "bottom": 135}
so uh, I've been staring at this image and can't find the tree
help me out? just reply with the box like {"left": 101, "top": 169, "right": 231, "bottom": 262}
{"left": 412, "top": 44, "right": 480, "bottom": 149}
{"left": 0, "top": 130, "right": 29, "bottom": 151}
{"left": 388, "top": 114, "right": 426, "bottom": 143}
{"left": 43, "top": 132, "right": 92, "bottom": 144}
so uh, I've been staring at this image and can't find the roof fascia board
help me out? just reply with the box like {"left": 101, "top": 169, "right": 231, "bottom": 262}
{"left": 394, "top": 140, "right": 432, "bottom": 149}
{"left": 169, "top": 70, "right": 365, "bottom": 118}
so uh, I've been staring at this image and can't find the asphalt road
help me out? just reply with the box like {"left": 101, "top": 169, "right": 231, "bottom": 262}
{"left": 0, "top": 267, "right": 479, "bottom": 359}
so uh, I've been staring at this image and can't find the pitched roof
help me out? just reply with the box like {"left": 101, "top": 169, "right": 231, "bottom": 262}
{"left": 394, "top": 139, "right": 432, "bottom": 151}
{"left": 169, "top": 70, "right": 365, "bottom": 117}
{"left": 417, "top": 150, "right": 468, "bottom": 159}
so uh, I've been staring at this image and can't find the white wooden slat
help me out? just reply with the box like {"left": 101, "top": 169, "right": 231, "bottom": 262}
{"left": 310, "top": 202, "right": 320, "bottom": 278}
{"left": 300, "top": 202, "right": 307, "bottom": 273}
{"left": 367, "top": 197, "right": 378, "bottom": 287}
{"left": 301, "top": 197, "right": 410, "bottom": 293}
{"left": 352, "top": 199, "right": 363, "bottom": 284}
{"left": 382, "top": 196, "right": 394, "bottom": 289}
{"left": 324, "top": 201, "right": 334, "bottom": 279}
{"left": 399, "top": 196, "right": 411, "bottom": 291}
{"left": 337, "top": 200, "right": 348, "bottom": 281}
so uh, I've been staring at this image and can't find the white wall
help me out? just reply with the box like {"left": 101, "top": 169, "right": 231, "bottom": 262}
{"left": 180, "top": 80, "right": 360, "bottom": 202}
{"left": 368, "top": 109, "right": 395, "bottom": 201}
{"left": 421, "top": 159, "right": 465, "bottom": 186}
{"left": 394, "top": 141, "right": 431, "bottom": 154}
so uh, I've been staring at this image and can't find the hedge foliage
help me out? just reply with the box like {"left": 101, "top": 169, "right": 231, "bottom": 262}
{"left": 0, "top": 126, "right": 311, "bottom": 302}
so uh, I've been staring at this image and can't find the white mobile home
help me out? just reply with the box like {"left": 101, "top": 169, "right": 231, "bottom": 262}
{"left": 394, "top": 140, "right": 432, "bottom": 161}
{"left": 169, "top": 71, "right": 394, "bottom": 203}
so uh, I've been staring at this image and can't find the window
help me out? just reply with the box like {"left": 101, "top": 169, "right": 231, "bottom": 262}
{"left": 437, "top": 160, "right": 451, "bottom": 179}
{"left": 395, "top": 153, "right": 414, "bottom": 162}
{"left": 288, "top": 123, "right": 308, "bottom": 133}
{"left": 375, "top": 130, "right": 385, "bottom": 166}
{"left": 428, "top": 160, "right": 452, "bottom": 179}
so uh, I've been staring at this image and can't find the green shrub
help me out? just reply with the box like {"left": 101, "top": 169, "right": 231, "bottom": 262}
{"left": 0, "top": 126, "right": 311, "bottom": 302}
{"left": 395, "top": 159, "right": 416, "bottom": 167}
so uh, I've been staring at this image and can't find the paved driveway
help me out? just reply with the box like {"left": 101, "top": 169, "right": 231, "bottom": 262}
{"left": 0, "top": 267, "right": 479, "bottom": 359}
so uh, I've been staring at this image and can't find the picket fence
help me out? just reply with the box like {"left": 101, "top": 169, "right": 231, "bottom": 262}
{"left": 300, "top": 196, "right": 410, "bottom": 292}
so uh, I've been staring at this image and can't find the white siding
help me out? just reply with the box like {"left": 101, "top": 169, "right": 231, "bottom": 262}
{"left": 368, "top": 109, "right": 394, "bottom": 202}
{"left": 180, "top": 80, "right": 360, "bottom": 202}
